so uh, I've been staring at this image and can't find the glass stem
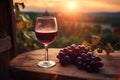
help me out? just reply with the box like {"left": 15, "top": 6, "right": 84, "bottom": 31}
{"left": 45, "top": 44, "right": 49, "bottom": 61}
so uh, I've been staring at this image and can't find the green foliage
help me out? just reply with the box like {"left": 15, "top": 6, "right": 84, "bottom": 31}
{"left": 14, "top": 2, "right": 40, "bottom": 53}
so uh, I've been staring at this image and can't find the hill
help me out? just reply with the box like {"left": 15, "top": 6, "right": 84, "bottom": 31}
{"left": 23, "top": 11, "right": 120, "bottom": 27}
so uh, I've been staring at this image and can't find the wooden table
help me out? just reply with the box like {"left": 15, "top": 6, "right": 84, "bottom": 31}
{"left": 9, "top": 48, "right": 120, "bottom": 80}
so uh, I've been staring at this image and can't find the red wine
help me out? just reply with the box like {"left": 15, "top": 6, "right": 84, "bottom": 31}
{"left": 35, "top": 31, "right": 57, "bottom": 45}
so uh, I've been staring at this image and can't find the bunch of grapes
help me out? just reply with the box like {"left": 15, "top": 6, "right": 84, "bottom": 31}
{"left": 57, "top": 44, "right": 104, "bottom": 73}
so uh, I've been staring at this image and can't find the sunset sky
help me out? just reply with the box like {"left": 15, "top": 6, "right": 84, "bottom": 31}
{"left": 14, "top": 0, "right": 120, "bottom": 13}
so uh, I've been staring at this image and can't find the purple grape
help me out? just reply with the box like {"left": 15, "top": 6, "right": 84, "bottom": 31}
{"left": 81, "top": 53, "right": 87, "bottom": 60}
{"left": 85, "top": 65, "right": 92, "bottom": 72}
{"left": 85, "top": 65, "right": 91, "bottom": 69}
{"left": 76, "top": 61, "right": 83, "bottom": 69}
{"left": 64, "top": 55, "right": 71, "bottom": 63}
{"left": 67, "top": 50, "right": 73, "bottom": 57}
{"left": 59, "top": 59, "right": 69, "bottom": 66}
{"left": 79, "top": 45, "right": 88, "bottom": 53}
{"left": 75, "top": 57, "right": 83, "bottom": 64}
{"left": 85, "top": 58, "right": 91, "bottom": 64}
{"left": 56, "top": 55, "right": 60, "bottom": 59}
{"left": 57, "top": 44, "right": 104, "bottom": 73}
{"left": 97, "top": 62, "right": 104, "bottom": 67}
{"left": 70, "top": 44, "right": 76, "bottom": 51}
{"left": 71, "top": 44, "right": 76, "bottom": 47}
{"left": 91, "top": 56, "right": 96, "bottom": 61}
{"left": 90, "top": 61, "right": 95, "bottom": 67}
{"left": 59, "top": 59, "right": 66, "bottom": 66}
{"left": 59, "top": 49, "right": 64, "bottom": 53}
{"left": 63, "top": 48, "right": 69, "bottom": 54}
{"left": 92, "top": 61, "right": 103, "bottom": 68}
{"left": 94, "top": 56, "right": 102, "bottom": 62}
{"left": 74, "top": 47, "right": 79, "bottom": 53}
{"left": 87, "top": 52, "right": 93, "bottom": 59}
{"left": 58, "top": 52, "right": 65, "bottom": 59}
{"left": 76, "top": 56, "right": 82, "bottom": 62}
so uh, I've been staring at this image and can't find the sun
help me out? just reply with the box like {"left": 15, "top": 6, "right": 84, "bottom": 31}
{"left": 61, "top": 1, "right": 79, "bottom": 15}
{"left": 67, "top": 1, "right": 77, "bottom": 9}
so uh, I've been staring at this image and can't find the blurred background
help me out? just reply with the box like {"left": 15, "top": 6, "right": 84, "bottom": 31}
{"left": 13, "top": 0, "right": 120, "bottom": 53}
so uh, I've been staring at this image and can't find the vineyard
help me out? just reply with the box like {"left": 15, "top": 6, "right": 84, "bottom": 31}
{"left": 14, "top": 3, "right": 120, "bottom": 53}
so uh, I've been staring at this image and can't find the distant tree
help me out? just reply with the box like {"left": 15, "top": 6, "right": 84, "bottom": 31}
{"left": 102, "top": 28, "right": 112, "bottom": 34}
{"left": 92, "top": 24, "right": 102, "bottom": 34}
{"left": 111, "top": 23, "right": 120, "bottom": 28}
{"left": 43, "top": 10, "right": 50, "bottom": 16}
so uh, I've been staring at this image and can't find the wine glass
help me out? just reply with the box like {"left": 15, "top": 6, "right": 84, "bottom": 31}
{"left": 35, "top": 16, "right": 58, "bottom": 68}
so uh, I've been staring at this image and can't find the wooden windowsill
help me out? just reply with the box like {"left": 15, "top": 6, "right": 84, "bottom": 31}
{"left": 9, "top": 48, "right": 120, "bottom": 80}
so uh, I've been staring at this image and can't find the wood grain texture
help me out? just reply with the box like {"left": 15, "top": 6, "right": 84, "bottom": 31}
{"left": 10, "top": 48, "right": 120, "bottom": 80}
{"left": 0, "top": 36, "right": 11, "bottom": 53}
{"left": 0, "top": 0, "right": 17, "bottom": 80}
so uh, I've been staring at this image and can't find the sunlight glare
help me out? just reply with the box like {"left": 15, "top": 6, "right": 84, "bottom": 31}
{"left": 67, "top": 1, "right": 77, "bottom": 9}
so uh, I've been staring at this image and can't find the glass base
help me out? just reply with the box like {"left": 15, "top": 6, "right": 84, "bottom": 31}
{"left": 37, "top": 60, "right": 56, "bottom": 68}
